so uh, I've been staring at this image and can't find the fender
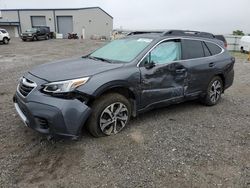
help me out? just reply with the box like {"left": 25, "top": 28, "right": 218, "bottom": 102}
{"left": 93, "top": 80, "right": 139, "bottom": 100}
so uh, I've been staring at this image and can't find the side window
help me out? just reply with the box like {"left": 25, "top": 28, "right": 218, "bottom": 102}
{"left": 205, "top": 42, "right": 222, "bottom": 55}
{"left": 0, "top": 29, "right": 6, "bottom": 33}
{"left": 150, "top": 40, "right": 181, "bottom": 64}
{"left": 202, "top": 42, "right": 212, "bottom": 57}
{"left": 182, "top": 39, "right": 204, "bottom": 59}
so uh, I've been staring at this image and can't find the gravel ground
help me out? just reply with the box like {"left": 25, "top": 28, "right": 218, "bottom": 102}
{"left": 0, "top": 39, "right": 249, "bottom": 188}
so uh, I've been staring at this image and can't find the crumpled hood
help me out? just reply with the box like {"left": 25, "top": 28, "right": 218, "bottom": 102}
{"left": 29, "top": 57, "right": 124, "bottom": 82}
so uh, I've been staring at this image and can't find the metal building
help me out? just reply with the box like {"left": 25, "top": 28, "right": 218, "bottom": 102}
{"left": 0, "top": 7, "right": 113, "bottom": 39}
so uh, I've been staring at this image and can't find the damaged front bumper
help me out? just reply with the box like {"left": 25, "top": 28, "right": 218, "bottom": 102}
{"left": 13, "top": 74, "right": 91, "bottom": 138}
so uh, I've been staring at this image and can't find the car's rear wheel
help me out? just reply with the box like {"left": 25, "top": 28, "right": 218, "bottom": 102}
{"left": 87, "top": 93, "right": 131, "bottom": 137}
{"left": 201, "top": 76, "right": 223, "bottom": 106}
{"left": 240, "top": 46, "right": 245, "bottom": 53}
{"left": 3, "top": 37, "right": 9, "bottom": 44}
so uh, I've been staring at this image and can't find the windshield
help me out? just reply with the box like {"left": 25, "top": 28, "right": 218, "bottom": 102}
{"left": 90, "top": 38, "right": 153, "bottom": 63}
{"left": 25, "top": 28, "right": 37, "bottom": 32}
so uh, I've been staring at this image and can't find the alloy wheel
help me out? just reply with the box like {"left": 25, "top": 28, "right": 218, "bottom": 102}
{"left": 99, "top": 102, "right": 129, "bottom": 135}
{"left": 209, "top": 80, "right": 222, "bottom": 103}
{"left": 3, "top": 38, "right": 8, "bottom": 44}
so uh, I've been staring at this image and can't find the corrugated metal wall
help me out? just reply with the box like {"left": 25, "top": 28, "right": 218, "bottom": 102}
{"left": 225, "top": 35, "right": 242, "bottom": 51}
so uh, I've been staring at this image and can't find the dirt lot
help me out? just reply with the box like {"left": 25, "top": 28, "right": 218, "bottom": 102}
{"left": 0, "top": 39, "right": 249, "bottom": 188}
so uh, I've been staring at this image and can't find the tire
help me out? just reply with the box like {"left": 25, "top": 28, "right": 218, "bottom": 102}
{"left": 87, "top": 93, "right": 131, "bottom": 137}
{"left": 201, "top": 76, "right": 223, "bottom": 106}
{"left": 240, "top": 47, "right": 245, "bottom": 53}
{"left": 33, "top": 36, "right": 38, "bottom": 41}
{"left": 45, "top": 35, "right": 49, "bottom": 40}
{"left": 3, "top": 37, "right": 9, "bottom": 44}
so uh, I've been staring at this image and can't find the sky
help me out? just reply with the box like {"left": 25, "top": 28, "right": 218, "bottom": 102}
{"left": 0, "top": 0, "right": 249, "bottom": 34}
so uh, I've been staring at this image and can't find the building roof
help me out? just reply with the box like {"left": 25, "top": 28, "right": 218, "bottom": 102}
{"left": 0, "top": 7, "right": 113, "bottom": 19}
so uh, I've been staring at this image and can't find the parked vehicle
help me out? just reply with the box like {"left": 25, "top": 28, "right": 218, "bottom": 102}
{"left": 0, "top": 28, "right": 10, "bottom": 44}
{"left": 13, "top": 30, "right": 235, "bottom": 139}
{"left": 68, "top": 33, "right": 79, "bottom": 39}
{"left": 215, "top": 35, "right": 227, "bottom": 48}
{"left": 21, "top": 26, "right": 50, "bottom": 41}
{"left": 240, "top": 36, "right": 250, "bottom": 53}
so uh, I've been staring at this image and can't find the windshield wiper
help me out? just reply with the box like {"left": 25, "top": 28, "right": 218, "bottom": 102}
{"left": 87, "top": 56, "right": 112, "bottom": 63}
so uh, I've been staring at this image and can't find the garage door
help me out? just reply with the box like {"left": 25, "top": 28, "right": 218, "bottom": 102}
{"left": 31, "top": 16, "right": 46, "bottom": 27}
{"left": 57, "top": 16, "right": 73, "bottom": 38}
{"left": 0, "top": 25, "right": 18, "bottom": 37}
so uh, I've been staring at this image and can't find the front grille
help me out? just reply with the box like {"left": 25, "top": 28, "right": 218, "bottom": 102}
{"left": 18, "top": 77, "right": 37, "bottom": 97}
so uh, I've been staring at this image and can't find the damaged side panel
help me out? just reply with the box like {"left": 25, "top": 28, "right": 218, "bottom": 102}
{"left": 139, "top": 62, "right": 188, "bottom": 109}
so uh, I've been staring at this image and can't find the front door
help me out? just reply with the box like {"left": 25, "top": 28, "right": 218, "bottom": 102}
{"left": 139, "top": 39, "right": 188, "bottom": 109}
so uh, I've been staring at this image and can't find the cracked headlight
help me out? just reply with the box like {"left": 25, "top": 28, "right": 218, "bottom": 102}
{"left": 43, "top": 77, "right": 89, "bottom": 94}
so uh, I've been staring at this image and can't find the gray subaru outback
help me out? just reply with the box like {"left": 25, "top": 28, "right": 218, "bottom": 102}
{"left": 13, "top": 30, "right": 235, "bottom": 139}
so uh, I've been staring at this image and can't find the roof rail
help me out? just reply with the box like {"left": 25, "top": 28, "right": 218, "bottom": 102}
{"left": 162, "top": 30, "right": 215, "bottom": 39}
{"left": 126, "top": 31, "right": 163, "bottom": 36}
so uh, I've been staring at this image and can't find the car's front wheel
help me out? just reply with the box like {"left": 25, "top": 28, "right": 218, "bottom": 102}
{"left": 87, "top": 93, "right": 131, "bottom": 137}
{"left": 201, "top": 76, "right": 223, "bottom": 106}
{"left": 33, "top": 36, "right": 38, "bottom": 41}
{"left": 3, "top": 37, "right": 9, "bottom": 44}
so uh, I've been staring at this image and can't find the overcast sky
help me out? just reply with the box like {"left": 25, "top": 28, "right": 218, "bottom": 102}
{"left": 0, "top": 0, "right": 249, "bottom": 34}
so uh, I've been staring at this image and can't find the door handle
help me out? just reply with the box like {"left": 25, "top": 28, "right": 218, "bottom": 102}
{"left": 209, "top": 62, "right": 215, "bottom": 67}
{"left": 175, "top": 68, "right": 186, "bottom": 73}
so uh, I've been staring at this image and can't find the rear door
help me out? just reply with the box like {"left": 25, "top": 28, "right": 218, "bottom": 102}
{"left": 181, "top": 39, "right": 218, "bottom": 95}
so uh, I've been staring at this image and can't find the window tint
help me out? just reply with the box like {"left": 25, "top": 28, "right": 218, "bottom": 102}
{"left": 182, "top": 39, "right": 204, "bottom": 59}
{"left": 205, "top": 42, "right": 222, "bottom": 55}
{"left": 150, "top": 40, "right": 181, "bottom": 64}
{"left": 202, "top": 42, "right": 211, "bottom": 57}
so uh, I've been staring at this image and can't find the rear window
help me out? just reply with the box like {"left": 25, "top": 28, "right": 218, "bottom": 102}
{"left": 182, "top": 39, "right": 204, "bottom": 59}
{"left": 205, "top": 42, "right": 222, "bottom": 55}
{"left": 215, "top": 35, "right": 226, "bottom": 43}
{"left": 202, "top": 42, "right": 212, "bottom": 57}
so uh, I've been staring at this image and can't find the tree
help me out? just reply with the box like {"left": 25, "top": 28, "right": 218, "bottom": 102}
{"left": 233, "top": 30, "right": 245, "bottom": 36}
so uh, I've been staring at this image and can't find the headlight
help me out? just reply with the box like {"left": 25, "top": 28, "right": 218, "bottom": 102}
{"left": 43, "top": 77, "right": 89, "bottom": 93}
{"left": 28, "top": 33, "right": 32, "bottom": 36}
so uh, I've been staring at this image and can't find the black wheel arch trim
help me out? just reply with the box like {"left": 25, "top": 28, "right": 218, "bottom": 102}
{"left": 93, "top": 80, "right": 139, "bottom": 100}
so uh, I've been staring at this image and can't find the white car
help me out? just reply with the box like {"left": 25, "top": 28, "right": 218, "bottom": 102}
{"left": 240, "top": 36, "right": 250, "bottom": 53}
{"left": 0, "top": 28, "right": 10, "bottom": 44}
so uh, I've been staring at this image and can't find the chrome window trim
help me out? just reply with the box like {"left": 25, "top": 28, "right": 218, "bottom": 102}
{"left": 136, "top": 37, "right": 225, "bottom": 67}
{"left": 17, "top": 77, "right": 37, "bottom": 98}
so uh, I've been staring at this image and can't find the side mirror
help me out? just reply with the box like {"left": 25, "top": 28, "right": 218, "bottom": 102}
{"left": 145, "top": 61, "right": 155, "bottom": 69}
{"left": 143, "top": 52, "right": 155, "bottom": 69}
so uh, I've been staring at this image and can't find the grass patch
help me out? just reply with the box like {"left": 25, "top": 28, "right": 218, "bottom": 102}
{"left": 230, "top": 51, "right": 249, "bottom": 60}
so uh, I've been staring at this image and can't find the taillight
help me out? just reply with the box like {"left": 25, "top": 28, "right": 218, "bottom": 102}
{"left": 225, "top": 42, "right": 228, "bottom": 48}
